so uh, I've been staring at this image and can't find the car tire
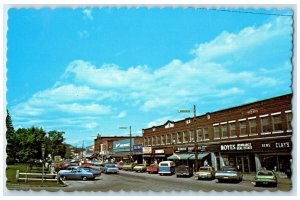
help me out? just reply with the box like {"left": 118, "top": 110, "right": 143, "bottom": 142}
{"left": 273, "top": 183, "right": 277, "bottom": 187}
{"left": 82, "top": 176, "right": 87, "bottom": 181}
{"left": 218, "top": 179, "right": 223, "bottom": 183}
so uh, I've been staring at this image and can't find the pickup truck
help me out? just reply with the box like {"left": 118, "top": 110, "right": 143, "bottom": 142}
{"left": 146, "top": 164, "right": 159, "bottom": 174}
{"left": 215, "top": 166, "right": 243, "bottom": 183}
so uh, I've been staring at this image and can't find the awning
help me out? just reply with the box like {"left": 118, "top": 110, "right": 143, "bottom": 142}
{"left": 167, "top": 153, "right": 209, "bottom": 160}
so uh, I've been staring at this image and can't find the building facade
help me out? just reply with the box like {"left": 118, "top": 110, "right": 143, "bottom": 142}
{"left": 142, "top": 94, "right": 292, "bottom": 174}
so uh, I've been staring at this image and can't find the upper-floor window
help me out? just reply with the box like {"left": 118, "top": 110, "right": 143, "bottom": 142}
{"left": 286, "top": 111, "right": 292, "bottom": 131}
{"left": 144, "top": 138, "right": 147, "bottom": 146}
{"left": 177, "top": 132, "right": 182, "bottom": 143}
{"left": 248, "top": 118, "right": 257, "bottom": 135}
{"left": 172, "top": 133, "right": 176, "bottom": 144}
{"left": 221, "top": 123, "right": 228, "bottom": 138}
{"left": 156, "top": 136, "right": 160, "bottom": 145}
{"left": 161, "top": 135, "right": 165, "bottom": 145}
{"left": 214, "top": 125, "right": 220, "bottom": 139}
{"left": 229, "top": 121, "right": 236, "bottom": 137}
{"left": 203, "top": 128, "right": 209, "bottom": 141}
{"left": 190, "top": 130, "right": 194, "bottom": 142}
{"left": 197, "top": 128, "right": 202, "bottom": 141}
{"left": 239, "top": 120, "right": 247, "bottom": 137}
{"left": 166, "top": 134, "right": 170, "bottom": 144}
{"left": 152, "top": 136, "right": 156, "bottom": 146}
{"left": 261, "top": 115, "right": 270, "bottom": 133}
{"left": 272, "top": 113, "right": 283, "bottom": 132}
{"left": 183, "top": 131, "right": 188, "bottom": 143}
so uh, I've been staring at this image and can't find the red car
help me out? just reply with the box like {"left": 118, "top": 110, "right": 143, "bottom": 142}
{"left": 146, "top": 164, "right": 159, "bottom": 174}
{"left": 116, "top": 162, "right": 124, "bottom": 170}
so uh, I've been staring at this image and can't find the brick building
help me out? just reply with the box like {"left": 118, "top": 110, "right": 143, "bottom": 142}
{"left": 142, "top": 94, "right": 292, "bottom": 174}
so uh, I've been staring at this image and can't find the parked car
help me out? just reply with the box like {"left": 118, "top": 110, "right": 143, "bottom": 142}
{"left": 78, "top": 166, "right": 101, "bottom": 177}
{"left": 123, "top": 163, "right": 135, "bottom": 171}
{"left": 195, "top": 166, "right": 216, "bottom": 180}
{"left": 176, "top": 165, "right": 193, "bottom": 177}
{"left": 58, "top": 165, "right": 78, "bottom": 173}
{"left": 58, "top": 168, "right": 96, "bottom": 181}
{"left": 101, "top": 163, "right": 118, "bottom": 174}
{"left": 254, "top": 170, "right": 277, "bottom": 187}
{"left": 215, "top": 166, "right": 243, "bottom": 183}
{"left": 158, "top": 161, "right": 175, "bottom": 176}
{"left": 133, "top": 164, "right": 147, "bottom": 172}
{"left": 146, "top": 164, "right": 159, "bottom": 174}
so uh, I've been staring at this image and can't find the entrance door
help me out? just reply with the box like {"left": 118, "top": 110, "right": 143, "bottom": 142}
{"left": 237, "top": 156, "right": 250, "bottom": 173}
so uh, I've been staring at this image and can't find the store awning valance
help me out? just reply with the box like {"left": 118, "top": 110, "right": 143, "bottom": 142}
{"left": 167, "top": 153, "right": 209, "bottom": 160}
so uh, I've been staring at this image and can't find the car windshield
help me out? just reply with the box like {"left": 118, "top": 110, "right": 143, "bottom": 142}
{"left": 106, "top": 164, "right": 116, "bottom": 168}
{"left": 258, "top": 171, "right": 273, "bottom": 176}
{"left": 200, "top": 167, "right": 209, "bottom": 171}
{"left": 222, "top": 167, "right": 236, "bottom": 171}
{"left": 160, "top": 163, "right": 169, "bottom": 167}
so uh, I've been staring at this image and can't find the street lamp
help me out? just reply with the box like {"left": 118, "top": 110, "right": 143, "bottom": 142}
{"left": 178, "top": 105, "right": 198, "bottom": 172}
{"left": 119, "top": 126, "right": 132, "bottom": 163}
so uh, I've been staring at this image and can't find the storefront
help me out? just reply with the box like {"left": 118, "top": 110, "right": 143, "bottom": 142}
{"left": 133, "top": 143, "right": 143, "bottom": 164}
{"left": 142, "top": 147, "right": 153, "bottom": 164}
{"left": 112, "top": 138, "right": 135, "bottom": 162}
{"left": 211, "top": 136, "right": 292, "bottom": 173}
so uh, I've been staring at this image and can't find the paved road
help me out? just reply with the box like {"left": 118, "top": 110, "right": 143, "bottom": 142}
{"left": 53, "top": 170, "right": 292, "bottom": 193}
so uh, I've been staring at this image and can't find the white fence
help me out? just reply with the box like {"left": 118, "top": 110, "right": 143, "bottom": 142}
{"left": 16, "top": 170, "right": 59, "bottom": 183}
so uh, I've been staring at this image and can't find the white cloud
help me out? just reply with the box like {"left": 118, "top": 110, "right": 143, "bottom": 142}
{"left": 147, "top": 116, "right": 173, "bottom": 128}
{"left": 57, "top": 103, "right": 111, "bottom": 115}
{"left": 78, "top": 30, "right": 89, "bottom": 38}
{"left": 116, "top": 111, "right": 127, "bottom": 119}
{"left": 82, "top": 9, "right": 93, "bottom": 21}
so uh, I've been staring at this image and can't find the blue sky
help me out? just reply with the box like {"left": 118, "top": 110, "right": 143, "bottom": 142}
{"left": 6, "top": 8, "right": 293, "bottom": 147}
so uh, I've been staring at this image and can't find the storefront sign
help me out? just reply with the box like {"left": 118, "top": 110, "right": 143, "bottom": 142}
{"left": 133, "top": 144, "right": 143, "bottom": 154}
{"left": 261, "top": 141, "right": 291, "bottom": 149}
{"left": 221, "top": 143, "right": 252, "bottom": 151}
{"left": 143, "top": 147, "right": 152, "bottom": 154}
{"left": 113, "top": 138, "right": 134, "bottom": 152}
{"left": 155, "top": 149, "right": 164, "bottom": 154}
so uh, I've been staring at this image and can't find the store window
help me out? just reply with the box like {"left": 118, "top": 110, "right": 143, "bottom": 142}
{"left": 156, "top": 136, "right": 160, "bottom": 145}
{"left": 190, "top": 130, "right": 194, "bottom": 142}
{"left": 204, "top": 128, "right": 209, "bottom": 140}
{"left": 229, "top": 122, "right": 236, "bottom": 137}
{"left": 197, "top": 128, "right": 203, "bottom": 141}
{"left": 177, "top": 132, "right": 182, "bottom": 143}
{"left": 240, "top": 120, "right": 247, "bottom": 137}
{"left": 261, "top": 116, "right": 270, "bottom": 133}
{"left": 161, "top": 135, "right": 165, "bottom": 145}
{"left": 183, "top": 131, "right": 188, "bottom": 143}
{"left": 286, "top": 111, "right": 292, "bottom": 131}
{"left": 272, "top": 114, "right": 283, "bottom": 132}
{"left": 249, "top": 118, "right": 257, "bottom": 135}
{"left": 221, "top": 123, "right": 228, "bottom": 138}
{"left": 214, "top": 125, "right": 220, "bottom": 139}
{"left": 166, "top": 134, "right": 170, "bottom": 144}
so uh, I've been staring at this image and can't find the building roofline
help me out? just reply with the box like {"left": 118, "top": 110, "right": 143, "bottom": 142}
{"left": 142, "top": 93, "right": 292, "bottom": 131}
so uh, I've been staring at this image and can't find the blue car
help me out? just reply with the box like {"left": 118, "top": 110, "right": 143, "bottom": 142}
{"left": 101, "top": 163, "right": 118, "bottom": 174}
{"left": 58, "top": 168, "right": 95, "bottom": 181}
{"left": 78, "top": 166, "right": 101, "bottom": 177}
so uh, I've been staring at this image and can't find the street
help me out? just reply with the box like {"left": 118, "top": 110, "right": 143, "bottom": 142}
{"left": 44, "top": 170, "right": 292, "bottom": 193}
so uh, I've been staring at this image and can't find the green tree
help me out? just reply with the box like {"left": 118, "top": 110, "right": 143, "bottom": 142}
{"left": 45, "top": 130, "right": 66, "bottom": 158}
{"left": 6, "top": 109, "right": 16, "bottom": 164}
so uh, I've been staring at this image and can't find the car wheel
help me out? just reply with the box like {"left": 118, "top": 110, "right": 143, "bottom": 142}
{"left": 218, "top": 179, "right": 223, "bottom": 183}
{"left": 273, "top": 183, "right": 277, "bottom": 187}
{"left": 82, "top": 176, "right": 88, "bottom": 181}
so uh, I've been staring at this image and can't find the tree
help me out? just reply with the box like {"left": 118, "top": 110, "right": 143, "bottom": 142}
{"left": 6, "top": 109, "right": 16, "bottom": 164}
{"left": 45, "top": 130, "right": 66, "bottom": 158}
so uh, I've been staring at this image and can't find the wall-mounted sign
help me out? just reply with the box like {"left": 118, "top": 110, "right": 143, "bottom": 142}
{"left": 221, "top": 143, "right": 252, "bottom": 151}
{"left": 155, "top": 149, "right": 164, "bottom": 154}
{"left": 143, "top": 147, "right": 152, "bottom": 154}
{"left": 133, "top": 144, "right": 143, "bottom": 154}
{"left": 247, "top": 109, "right": 258, "bottom": 115}
{"left": 113, "top": 139, "right": 134, "bottom": 152}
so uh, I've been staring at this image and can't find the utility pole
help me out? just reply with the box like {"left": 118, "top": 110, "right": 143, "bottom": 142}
{"left": 194, "top": 105, "right": 198, "bottom": 172}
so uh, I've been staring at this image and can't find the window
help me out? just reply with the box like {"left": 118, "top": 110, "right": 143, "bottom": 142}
{"left": 272, "top": 114, "right": 283, "bottom": 132}
{"left": 177, "top": 132, "right": 182, "bottom": 143}
{"left": 249, "top": 118, "right": 257, "bottom": 135}
{"left": 190, "top": 130, "right": 194, "bottom": 142}
{"left": 286, "top": 112, "right": 292, "bottom": 130}
{"left": 152, "top": 136, "right": 156, "bottom": 146}
{"left": 261, "top": 116, "right": 270, "bottom": 133}
{"left": 203, "top": 128, "right": 209, "bottom": 140}
{"left": 161, "top": 135, "right": 165, "bottom": 145}
{"left": 240, "top": 121, "right": 247, "bottom": 137}
{"left": 166, "top": 134, "right": 170, "bottom": 144}
{"left": 148, "top": 137, "right": 151, "bottom": 146}
{"left": 144, "top": 138, "right": 147, "bottom": 146}
{"left": 214, "top": 125, "right": 220, "bottom": 139}
{"left": 197, "top": 128, "right": 203, "bottom": 141}
{"left": 156, "top": 136, "right": 160, "bottom": 145}
{"left": 229, "top": 122, "right": 236, "bottom": 137}
{"left": 172, "top": 133, "right": 176, "bottom": 144}
{"left": 221, "top": 123, "right": 228, "bottom": 138}
{"left": 183, "top": 131, "right": 188, "bottom": 143}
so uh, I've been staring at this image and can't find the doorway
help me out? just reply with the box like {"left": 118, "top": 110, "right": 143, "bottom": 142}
{"left": 236, "top": 156, "right": 250, "bottom": 173}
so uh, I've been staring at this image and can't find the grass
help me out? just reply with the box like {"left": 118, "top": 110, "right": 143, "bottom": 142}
{"left": 6, "top": 163, "right": 65, "bottom": 187}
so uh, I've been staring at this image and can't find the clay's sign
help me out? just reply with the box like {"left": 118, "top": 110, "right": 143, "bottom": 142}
{"left": 261, "top": 141, "right": 291, "bottom": 149}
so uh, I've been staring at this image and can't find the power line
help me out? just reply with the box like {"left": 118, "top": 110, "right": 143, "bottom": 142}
{"left": 197, "top": 8, "right": 293, "bottom": 17}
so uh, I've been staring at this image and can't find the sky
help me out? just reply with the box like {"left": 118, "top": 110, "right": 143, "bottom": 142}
{"left": 6, "top": 7, "right": 293, "bottom": 147}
